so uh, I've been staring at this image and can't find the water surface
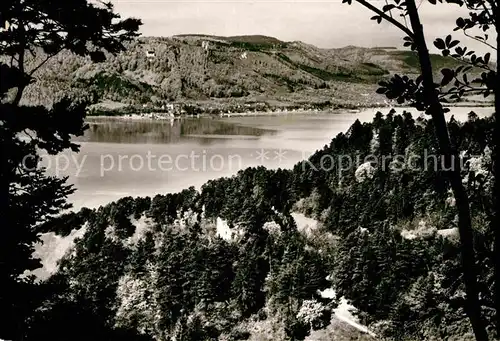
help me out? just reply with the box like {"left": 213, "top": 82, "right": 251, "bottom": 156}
{"left": 46, "top": 107, "right": 493, "bottom": 209}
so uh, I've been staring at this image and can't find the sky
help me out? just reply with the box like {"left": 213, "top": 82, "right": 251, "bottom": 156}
{"left": 110, "top": 0, "right": 491, "bottom": 52}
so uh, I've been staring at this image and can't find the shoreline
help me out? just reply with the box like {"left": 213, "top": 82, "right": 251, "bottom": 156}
{"left": 85, "top": 103, "right": 495, "bottom": 121}
{"left": 86, "top": 108, "right": 360, "bottom": 121}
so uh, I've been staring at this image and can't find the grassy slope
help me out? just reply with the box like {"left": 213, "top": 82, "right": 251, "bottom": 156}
{"left": 391, "top": 50, "right": 463, "bottom": 71}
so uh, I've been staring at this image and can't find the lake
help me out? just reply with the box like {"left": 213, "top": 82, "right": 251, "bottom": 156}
{"left": 44, "top": 106, "right": 494, "bottom": 210}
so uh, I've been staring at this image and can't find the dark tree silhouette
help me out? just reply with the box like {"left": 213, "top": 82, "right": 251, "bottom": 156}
{"left": 0, "top": 1, "right": 140, "bottom": 339}
{"left": 342, "top": 0, "right": 497, "bottom": 340}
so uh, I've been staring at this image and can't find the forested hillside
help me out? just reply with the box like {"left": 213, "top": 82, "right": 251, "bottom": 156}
{"left": 27, "top": 110, "right": 496, "bottom": 341}
{"left": 17, "top": 35, "right": 464, "bottom": 109}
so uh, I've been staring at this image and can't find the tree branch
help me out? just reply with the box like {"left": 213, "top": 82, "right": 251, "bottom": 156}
{"left": 480, "top": 2, "right": 495, "bottom": 24}
{"left": 440, "top": 88, "right": 486, "bottom": 96}
{"left": 449, "top": 54, "right": 493, "bottom": 72}
{"left": 385, "top": 0, "right": 394, "bottom": 19}
{"left": 28, "top": 46, "right": 66, "bottom": 77}
{"left": 402, "top": 13, "right": 409, "bottom": 30}
{"left": 354, "top": 0, "right": 415, "bottom": 38}
{"left": 405, "top": 0, "right": 490, "bottom": 340}
{"left": 464, "top": 0, "right": 496, "bottom": 25}
{"left": 438, "top": 88, "right": 488, "bottom": 101}
{"left": 463, "top": 30, "right": 498, "bottom": 51}
{"left": 487, "top": 0, "right": 497, "bottom": 14}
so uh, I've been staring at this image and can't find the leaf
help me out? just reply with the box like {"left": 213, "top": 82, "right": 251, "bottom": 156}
{"left": 448, "top": 40, "right": 460, "bottom": 48}
{"left": 445, "top": 35, "right": 452, "bottom": 46}
{"left": 383, "top": 4, "right": 396, "bottom": 11}
{"left": 386, "top": 91, "right": 397, "bottom": 100}
{"left": 440, "top": 68, "right": 454, "bottom": 86}
{"left": 342, "top": 0, "right": 352, "bottom": 3}
{"left": 484, "top": 53, "right": 490, "bottom": 64}
{"left": 456, "top": 17, "right": 465, "bottom": 28}
{"left": 376, "top": 87, "right": 387, "bottom": 94}
{"left": 463, "top": 74, "right": 468, "bottom": 84}
{"left": 442, "top": 49, "right": 450, "bottom": 57}
{"left": 370, "top": 15, "right": 382, "bottom": 24}
{"left": 434, "top": 38, "right": 446, "bottom": 50}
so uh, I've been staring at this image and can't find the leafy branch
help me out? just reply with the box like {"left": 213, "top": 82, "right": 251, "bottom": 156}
{"left": 343, "top": 0, "right": 414, "bottom": 38}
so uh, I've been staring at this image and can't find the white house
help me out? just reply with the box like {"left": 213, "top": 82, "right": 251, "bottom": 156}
{"left": 145, "top": 50, "right": 155, "bottom": 58}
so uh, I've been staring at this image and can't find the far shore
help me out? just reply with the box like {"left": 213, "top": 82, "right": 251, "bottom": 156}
{"left": 86, "top": 108, "right": 356, "bottom": 121}
{"left": 85, "top": 102, "right": 495, "bottom": 122}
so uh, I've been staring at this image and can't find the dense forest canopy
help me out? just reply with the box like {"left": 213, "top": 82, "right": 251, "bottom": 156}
{"left": 27, "top": 112, "right": 496, "bottom": 340}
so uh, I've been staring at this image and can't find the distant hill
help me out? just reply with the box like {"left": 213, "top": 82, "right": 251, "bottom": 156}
{"left": 18, "top": 35, "right": 464, "bottom": 109}
{"left": 174, "top": 34, "right": 284, "bottom": 45}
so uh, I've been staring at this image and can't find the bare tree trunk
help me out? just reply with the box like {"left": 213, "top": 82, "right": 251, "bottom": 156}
{"left": 405, "top": 1, "right": 489, "bottom": 340}
{"left": 12, "top": 21, "right": 26, "bottom": 107}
